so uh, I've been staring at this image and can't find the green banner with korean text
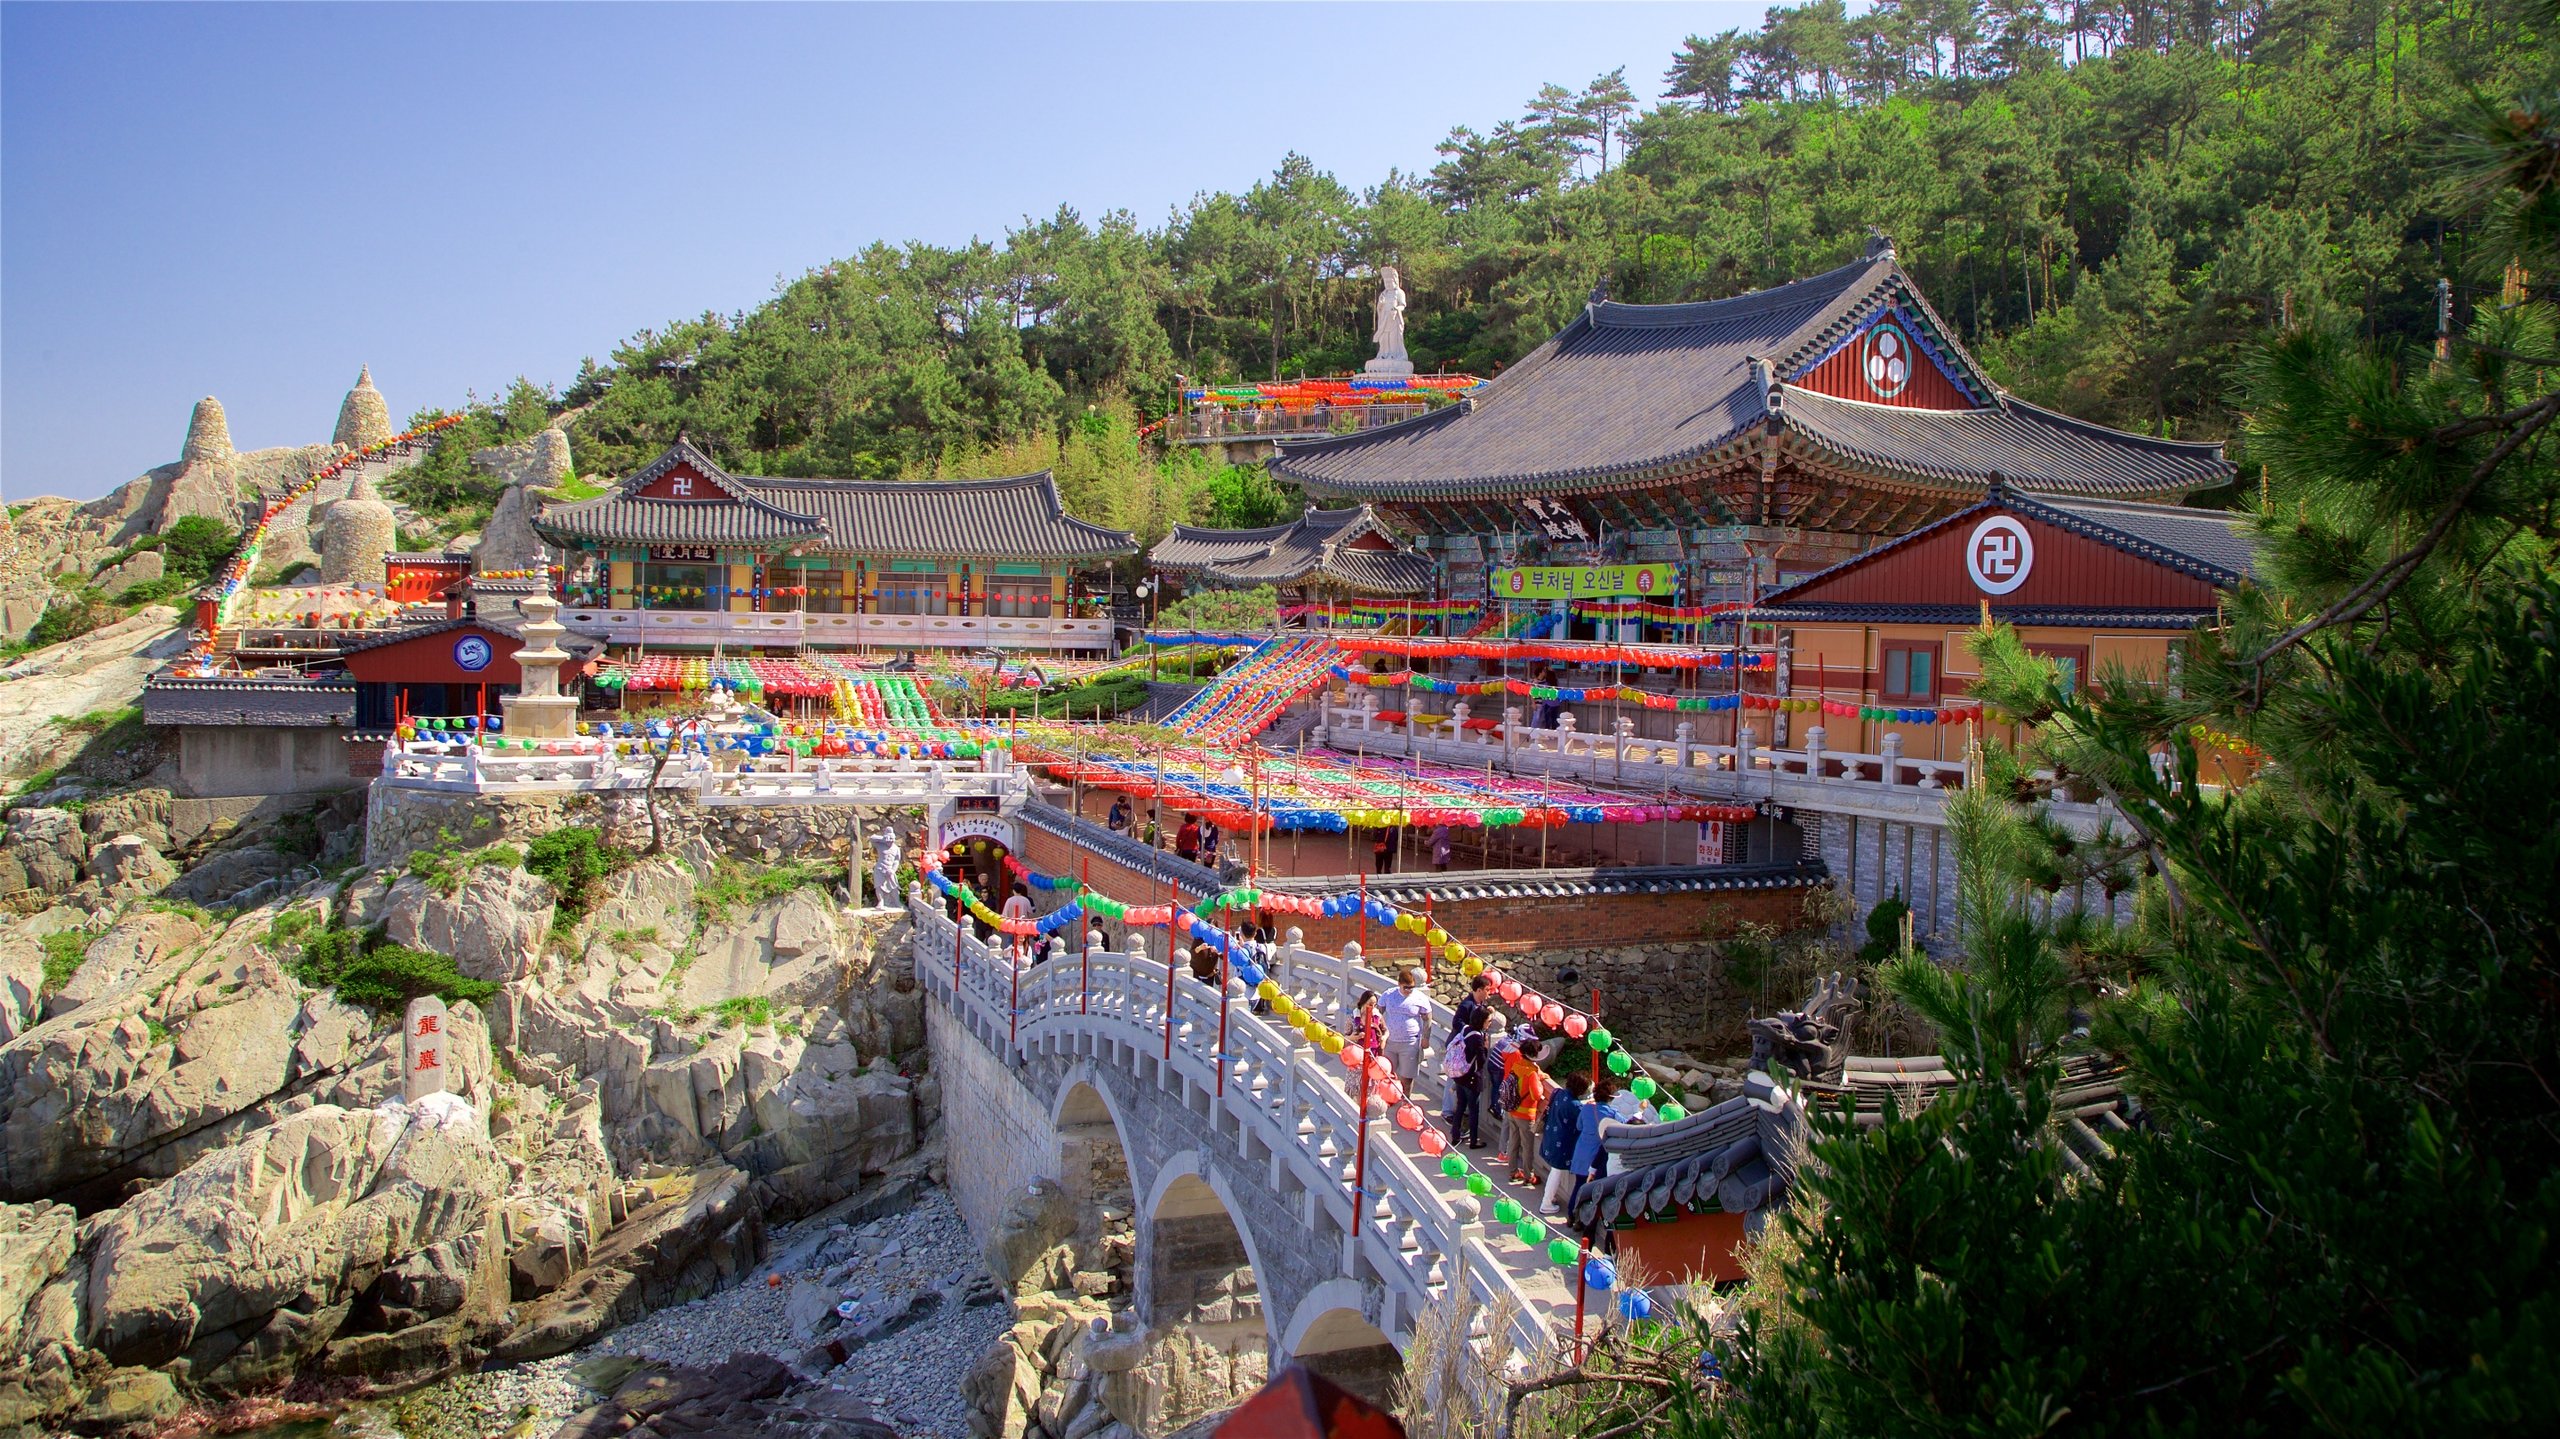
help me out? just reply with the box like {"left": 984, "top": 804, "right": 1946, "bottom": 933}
{"left": 1493, "top": 563, "right": 1678, "bottom": 601}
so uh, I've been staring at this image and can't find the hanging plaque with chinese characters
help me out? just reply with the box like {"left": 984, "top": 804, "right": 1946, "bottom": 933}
{"left": 403, "top": 995, "right": 449, "bottom": 1101}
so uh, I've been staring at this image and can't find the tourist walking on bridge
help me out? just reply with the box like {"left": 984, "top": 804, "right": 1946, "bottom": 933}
{"left": 1379, "top": 968, "right": 1431, "bottom": 1085}
{"left": 1497, "top": 1025, "right": 1552, "bottom": 1186}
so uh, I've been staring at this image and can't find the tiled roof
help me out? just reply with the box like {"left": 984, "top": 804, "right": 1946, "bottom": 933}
{"left": 1271, "top": 242, "right": 2230, "bottom": 502}
{"left": 1160, "top": 506, "right": 1434, "bottom": 595}
{"left": 1267, "top": 861, "right": 1823, "bottom": 907}
{"left": 741, "top": 474, "right": 1137, "bottom": 561}
{"left": 1776, "top": 389, "right": 2234, "bottom": 497}
{"left": 142, "top": 676, "right": 357, "bottom": 728}
{"left": 1017, "top": 801, "right": 1224, "bottom": 896}
{"left": 534, "top": 438, "right": 1135, "bottom": 561}
{"left": 1749, "top": 603, "right": 2219, "bottom": 630}
{"left": 337, "top": 616, "right": 604, "bottom": 661}
{"left": 1570, "top": 1094, "right": 1779, "bottom": 1228}
{"left": 1754, "top": 484, "right": 2258, "bottom": 622}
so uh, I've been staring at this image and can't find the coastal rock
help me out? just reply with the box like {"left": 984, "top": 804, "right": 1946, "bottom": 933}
{"left": 162, "top": 844, "right": 301, "bottom": 905}
{"left": 490, "top": 1162, "right": 764, "bottom": 1363}
{"left": 545, "top": 1354, "right": 898, "bottom": 1439}
{"left": 85, "top": 834, "right": 175, "bottom": 895}
{"left": 382, "top": 866, "right": 556, "bottom": 984}
{"left": 80, "top": 1101, "right": 503, "bottom": 1379}
{"left": 93, "top": 549, "right": 164, "bottom": 599}
{"left": 3, "top": 807, "right": 87, "bottom": 896}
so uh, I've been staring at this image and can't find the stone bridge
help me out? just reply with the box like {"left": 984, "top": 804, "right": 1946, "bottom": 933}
{"left": 915, "top": 895, "right": 1580, "bottom": 1424}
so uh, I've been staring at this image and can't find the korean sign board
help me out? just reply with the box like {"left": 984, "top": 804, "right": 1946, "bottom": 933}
{"left": 1494, "top": 563, "right": 1678, "bottom": 601}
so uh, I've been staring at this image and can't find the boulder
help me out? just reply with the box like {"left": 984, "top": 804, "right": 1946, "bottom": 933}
{"left": 491, "top": 1162, "right": 763, "bottom": 1363}
{"left": 3, "top": 808, "right": 86, "bottom": 896}
{"left": 77, "top": 789, "right": 173, "bottom": 854}
{"left": 40, "top": 906, "right": 204, "bottom": 1019}
{"left": 0, "top": 1200, "right": 78, "bottom": 1357}
{"left": 80, "top": 1101, "right": 504, "bottom": 1380}
{"left": 983, "top": 1180, "right": 1081, "bottom": 1295}
{"left": 163, "top": 844, "right": 300, "bottom": 905}
{"left": 545, "top": 1354, "right": 898, "bottom": 1439}
{"left": 94, "top": 549, "right": 165, "bottom": 598}
{"left": 382, "top": 867, "right": 556, "bottom": 983}
{"left": 77, "top": 1367, "right": 180, "bottom": 1430}
{"left": 0, "top": 920, "right": 373, "bottom": 1206}
{"left": 85, "top": 834, "right": 174, "bottom": 895}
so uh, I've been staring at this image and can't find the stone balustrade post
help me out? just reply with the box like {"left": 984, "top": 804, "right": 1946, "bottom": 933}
{"left": 1339, "top": 940, "right": 1360, "bottom": 1018}
{"left": 1613, "top": 716, "right": 1633, "bottom": 779}
{"left": 1881, "top": 731, "right": 1904, "bottom": 788}
{"left": 1451, "top": 701, "right": 1471, "bottom": 744}
{"left": 1502, "top": 706, "right": 1521, "bottom": 761}
{"left": 1805, "top": 725, "right": 1827, "bottom": 781}
{"left": 1675, "top": 720, "right": 1694, "bottom": 771}
{"left": 1557, "top": 711, "right": 1578, "bottom": 760}
{"left": 1737, "top": 724, "right": 1758, "bottom": 777}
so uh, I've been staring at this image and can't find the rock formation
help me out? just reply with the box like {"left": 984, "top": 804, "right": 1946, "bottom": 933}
{"left": 333, "top": 366, "right": 394, "bottom": 450}
{"left": 181, "top": 396, "right": 234, "bottom": 466}
{"left": 320, "top": 471, "right": 399, "bottom": 585}
{"left": 474, "top": 426, "right": 572, "bottom": 574}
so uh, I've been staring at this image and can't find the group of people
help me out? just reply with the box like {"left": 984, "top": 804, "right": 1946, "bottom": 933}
{"left": 1106, "top": 796, "right": 1226, "bottom": 869}
{"left": 1352, "top": 970, "right": 1642, "bottom": 1222}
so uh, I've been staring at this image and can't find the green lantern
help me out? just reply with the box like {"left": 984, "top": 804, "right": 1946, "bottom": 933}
{"left": 1546, "top": 1237, "right": 1580, "bottom": 1266}
{"left": 1515, "top": 1216, "right": 1547, "bottom": 1245}
{"left": 1587, "top": 1026, "right": 1613, "bottom": 1051}
{"left": 1467, "top": 1171, "right": 1493, "bottom": 1196}
{"left": 1630, "top": 1075, "right": 1658, "bottom": 1100}
{"left": 1494, "top": 1197, "right": 1523, "bottom": 1224}
{"left": 1657, "top": 1101, "right": 1688, "bottom": 1122}
{"left": 1440, "top": 1153, "right": 1467, "bottom": 1178}
{"left": 1607, "top": 1049, "right": 1634, "bottom": 1075}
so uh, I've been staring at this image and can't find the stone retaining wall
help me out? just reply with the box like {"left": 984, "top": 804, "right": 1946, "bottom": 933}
{"left": 362, "top": 785, "right": 927, "bottom": 871}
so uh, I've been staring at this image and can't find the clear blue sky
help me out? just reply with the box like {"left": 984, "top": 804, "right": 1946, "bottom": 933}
{"left": 2, "top": 1, "right": 1753, "bottom": 502}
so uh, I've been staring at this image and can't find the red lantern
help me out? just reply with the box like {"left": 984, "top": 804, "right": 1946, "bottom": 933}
{"left": 1540, "top": 1002, "right": 1566, "bottom": 1028}
{"left": 1417, "top": 1127, "right": 1447, "bottom": 1156}
{"left": 1341, "top": 1043, "right": 1368, "bottom": 1071}
{"left": 1376, "top": 1077, "right": 1404, "bottom": 1108}
{"left": 1394, "top": 1103, "right": 1424, "bottom": 1132}
{"left": 1563, "top": 1014, "right": 1589, "bottom": 1039}
{"left": 1498, "top": 979, "right": 1524, "bottom": 1005}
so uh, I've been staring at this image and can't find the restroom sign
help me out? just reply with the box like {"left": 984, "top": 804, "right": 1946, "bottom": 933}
{"left": 1965, "top": 516, "right": 2034, "bottom": 596}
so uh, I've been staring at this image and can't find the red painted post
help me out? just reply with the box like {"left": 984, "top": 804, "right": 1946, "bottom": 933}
{"left": 1573, "top": 1234, "right": 1590, "bottom": 1362}
{"left": 1421, "top": 893, "right": 1435, "bottom": 983}
{"left": 1008, "top": 924, "right": 1021, "bottom": 1048}
{"left": 1351, "top": 1047, "right": 1373, "bottom": 1227}
{"left": 1590, "top": 986, "right": 1603, "bottom": 1092}
{"left": 1079, "top": 857, "right": 1091, "bottom": 1016}
{"left": 1162, "top": 874, "right": 1176, "bottom": 1063}
{"left": 1216, "top": 943, "right": 1230, "bottom": 1098}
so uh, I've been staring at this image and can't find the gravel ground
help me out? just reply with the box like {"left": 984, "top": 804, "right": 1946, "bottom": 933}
{"left": 586, "top": 1185, "right": 1008, "bottom": 1439}
{"left": 267, "top": 1183, "right": 1000, "bottom": 1439}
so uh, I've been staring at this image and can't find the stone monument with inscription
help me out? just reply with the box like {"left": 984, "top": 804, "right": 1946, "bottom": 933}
{"left": 403, "top": 995, "right": 449, "bottom": 1101}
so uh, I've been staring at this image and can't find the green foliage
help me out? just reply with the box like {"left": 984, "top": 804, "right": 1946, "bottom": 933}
{"left": 1155, "top": 586, "right": 1277, "bottom": 633}
{"left": 48, "top": 705, "right": 138, "bottom": 737}
{"left": 1683, "top": 82, "right": 2560, "bottom": 1431}
{"left": 1199, "top": 467, "right": 1297, "bottom": 529}
{"left": 405, "top": 842, "right": 524, "bottom": 895}
{"left": 523, "top": 825, "right": 629, "bottom": 919}
{"left": 387, "top": 380, "right": 559, "bottom": 536}
{"left": 157, "top": 516, "right": 237, "bottom": 586}
{"left": 695, "top": 858, "right": 838, "bottom": 925}
{"left": 283, "top": 923, "right": 496, "bottom": 1015}
{"left": 713, "top": 995, "right": 773, "bottom": 1030}
{"left": 1852, "top": 892, "right": 1906, "bottom": 964}
{"left": 24, "top": 587, "right": 114, "bottom": 648}
{"left": 39, "top": 930, "right": 88, "bottom": 994}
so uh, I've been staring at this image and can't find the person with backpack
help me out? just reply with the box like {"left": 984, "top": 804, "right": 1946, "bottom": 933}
{"left": 1442, "top": 974, "right": 1492, "bottom": 1134}
{"left": 1439, "top": 1009, "right": 1491, "bottom": 1149}
{"left": 1540, "top": 1071, "right": 1590, "bottom": 1214}
{"left": 1496, "top": 1024, "right": 1552, "bottom": 1185}
{"left": 1569, "top": 1074, "right": 1621, "bottom": 1207}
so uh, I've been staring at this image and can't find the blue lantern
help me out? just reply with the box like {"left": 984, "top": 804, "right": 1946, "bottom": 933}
{"left": 1583, "top": 1256, "right": 1616, "bottom": 1291}
{"left": 1618, "top": 1289, "right": 1652, "bottom": 1321}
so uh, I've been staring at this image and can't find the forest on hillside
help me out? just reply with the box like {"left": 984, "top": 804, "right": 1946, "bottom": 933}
{"left": 424, "top": 0, "right": 2550, "bottom": 542}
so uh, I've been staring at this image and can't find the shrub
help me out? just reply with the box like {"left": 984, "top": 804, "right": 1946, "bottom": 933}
{"left": 696, "top": 858, "right": 837, "bottom": 924}
{"left": 406, "top": 842, "right": 523, "bottom": 894}
{"left": 284, "top": 925, "right": 495, "bottom": 1015}
{"left": 25, "top": 587, "right": 114, "bottom": 648}
{"left": 157, "top": 516, "right": 238, "bottom": 586}
{"left": 713, "top": 995, "right": 773, "bottom": 1029}
{"left": 524, "top": 825, "right": 629, "bottom": 918}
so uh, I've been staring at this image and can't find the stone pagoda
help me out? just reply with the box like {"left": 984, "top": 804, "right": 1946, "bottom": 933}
{"left": 499, "top": 589, "right": 579, "bottom": 740}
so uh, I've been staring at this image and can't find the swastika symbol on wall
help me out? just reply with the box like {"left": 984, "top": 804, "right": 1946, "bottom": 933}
{"left": 670, "top": 476, "right": 694, "bottom": 496}
{"left": 1964, "top": 515, "right": 2035, "bottom": 595}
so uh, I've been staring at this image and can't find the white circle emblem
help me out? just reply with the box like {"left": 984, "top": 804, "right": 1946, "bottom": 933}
{"left": 1965, "top": 516, "right": 2034, "bottom": 596}
{"left": 453, "top": 635, "right": 494, "bottom": 672}
{"left": 1862, "top": 322, "right": 1913, "bottom": 399}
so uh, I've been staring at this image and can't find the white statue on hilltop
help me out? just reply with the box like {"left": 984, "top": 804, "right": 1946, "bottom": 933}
{"left": 1367, "top": 266, "right": 1413, "bottom": 376}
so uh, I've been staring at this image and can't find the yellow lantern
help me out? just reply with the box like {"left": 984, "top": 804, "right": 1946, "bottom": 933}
{"left": 1461, "top": 956, "right": 1486, "bottom": 979}
{"left": 1426, "top": 926, "right": 1450, "bottom": 948}
{"left": 1320, "top": 1031, "right": 1345, "bottom": 1055}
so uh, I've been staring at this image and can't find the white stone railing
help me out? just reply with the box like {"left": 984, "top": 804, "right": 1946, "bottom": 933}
{"left": 910, "top": 896, "right": 1569, "bottom": 1363}
{"left": 555, "top": 606, "right": 1114, "bottom": 651}
{"left": 1316, "top": 696, "right": 2003, "bottom": 826}
{"left": 379, "top": 741, "right": 1021, "bottom": 805}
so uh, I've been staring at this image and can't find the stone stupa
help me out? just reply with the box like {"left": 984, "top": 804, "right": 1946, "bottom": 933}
{"left": 321, "top": 471, "right": 398, "bottom": 584}
{"left": 332, "top": 366, "right": 394, "bottom": 450}
{"left": 181, "top": 397, "right": 235, "bottom": 466}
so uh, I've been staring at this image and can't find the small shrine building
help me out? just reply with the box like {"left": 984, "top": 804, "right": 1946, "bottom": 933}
{"left": 1267, "top": 237, "right": 2236, "bottom": 621}
{"left": 1147, "top": 505, "right": 1433, "bottom": 615}
{"left": 532, "top": 439, "right": 1138, "bottom": 653}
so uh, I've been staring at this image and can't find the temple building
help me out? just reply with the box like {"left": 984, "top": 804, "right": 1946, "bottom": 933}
{"left": 1147, "top": 504, "right": 1432, "bottom": 610}
{"left": 1267, "top": 237, "right": 2235, "bottom": 618}
{"left": 532, "top": 438, "right": 1136, "bottom": 653}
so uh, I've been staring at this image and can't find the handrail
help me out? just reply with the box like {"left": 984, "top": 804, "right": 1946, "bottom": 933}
{"left": 908, "top": 895, "right": 1569, "bottom": 1363}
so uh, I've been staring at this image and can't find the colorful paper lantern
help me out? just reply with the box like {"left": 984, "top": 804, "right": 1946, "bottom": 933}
{"left": 1629, "top": 1075, "right": 1657, "bottom": 1100}
{"left": 1515, "top": 1217, "right": 1547, "bottom": 1245}
{"left": 1547, "top": 1238, "right": 1580, "bottom": 1266}
{"left": 1607, "top": 1050, "right": 1634, "bottom": 1075}
{"left": 1440, "top": 1153, "right": 1467, "bottom": 1177}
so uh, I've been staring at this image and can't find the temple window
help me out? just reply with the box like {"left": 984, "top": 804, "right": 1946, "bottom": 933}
{"left": 1880, "top": 641, "right": 1939, "bottom": 701}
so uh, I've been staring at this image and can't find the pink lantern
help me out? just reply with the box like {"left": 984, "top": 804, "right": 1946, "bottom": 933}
{"left": 1376, "top": 1078, "right": 1404, "bottom": 1107}
{"left": 1563, "top": 1014, "right": 1589, "bottom": 1039}
{"left": 1417, "top": 1127, "right": 1447, "bottom": 1156}
{"left": 1498, "top": 979, "right": 1524, "bottom": 1005}
{"left": 1367, "top": 1055, "right": 1393, "bottom": 1082}
{"left": 1394, "top": 1104, "right": 1425, "bottom": 1132}
{"left": 1540, "top": 1002, "right": 1566, "bottom": 1028}
{"left": 1341, "top": 1044, "right": 1368, "bottom": 1071}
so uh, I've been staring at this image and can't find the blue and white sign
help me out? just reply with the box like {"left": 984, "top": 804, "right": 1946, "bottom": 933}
{"left": 453, "top": 634, "right": 494, "bottom": 672}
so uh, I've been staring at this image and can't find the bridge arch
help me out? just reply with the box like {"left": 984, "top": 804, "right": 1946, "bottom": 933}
{"left": 1052, "top": 1072, "right": 1136, "bottom": 1304}
{"left": 1138, "top": 1149, "right": 1280, "bottom": 1356}
{"left": 1282, "top": 1281, "right": 1407, "bottom": 1409}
